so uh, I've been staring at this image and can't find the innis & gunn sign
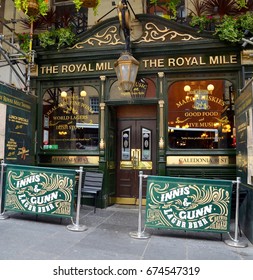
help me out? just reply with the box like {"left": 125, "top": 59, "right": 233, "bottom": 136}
{"left": 4, "top": 164, "right": 76, "bottom": 217}
{"left": 145, "top": 176, "right": 233, "bottom": 233}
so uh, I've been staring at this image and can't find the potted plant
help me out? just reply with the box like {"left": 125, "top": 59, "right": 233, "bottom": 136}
{"left": 214, "top": 15, "right": 242, "bottom": 43}
{"left": 14, "top": 0, "right": 48, "bottom": 17}
{"left": 189, "top": 15, "right": 216, "bottom": 32}
{"left": 38, "top": 27, "right": 76, "bottom": 50}
{"left": 38, "top": 29, "right": 56, "bottom": 48}
{"left": 215, "top": 12, "right": 253, "bottom": 43}
{"left": 56, "top": 28, "right": 76, "bottom": 49}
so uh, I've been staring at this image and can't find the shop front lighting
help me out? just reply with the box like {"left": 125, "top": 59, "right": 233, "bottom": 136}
{"left": 114, "top": 0, "right": 139, "bottom": 92}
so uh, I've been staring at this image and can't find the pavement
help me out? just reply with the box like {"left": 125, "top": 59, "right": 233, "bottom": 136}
{"left": 0, "top": 204, "right": 253, "bottom": 260}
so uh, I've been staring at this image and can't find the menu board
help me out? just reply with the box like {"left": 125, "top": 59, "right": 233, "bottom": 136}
{"left": 0, "top": 83, "right": 36, "bottom": 165}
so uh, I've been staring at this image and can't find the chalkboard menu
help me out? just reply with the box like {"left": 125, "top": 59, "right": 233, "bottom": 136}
{"left": 0, "top": 83, "right": 36, "bottom": 165}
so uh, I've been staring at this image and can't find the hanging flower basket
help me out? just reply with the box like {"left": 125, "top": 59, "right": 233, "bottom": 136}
{"left": 82, "top": 0, "right": 99, "bottom": 8}
{"left": 26, "top": 0, "right": 39, "bottom": 16}
{"left": 73, "top": 0, "right": 99, "bottom": 10}
{"left": 22, "top": 0, "right": 39, "bottom": 16}
{"left": 14, "top": 0, "right": 48, "bottom": 17}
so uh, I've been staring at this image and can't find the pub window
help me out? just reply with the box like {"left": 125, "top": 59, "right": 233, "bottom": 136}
{"left": 42, "top": 85, "right": 99, "bottom": 150}
{"left": 53, "top": 1, "right": 88, "bottom": 34}
{"left": 147, "top": 0, "right": 186, "bottom": 22}
{"left": 168, "top": 80, "right": 235, "bottom": 149}
{"left": 90, "top": 97, "right": 99, "bottom": 113}
{"left": 109, "top": 77, "right": 156, "bottom": 100}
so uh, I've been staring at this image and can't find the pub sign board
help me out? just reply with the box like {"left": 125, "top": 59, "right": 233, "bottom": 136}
{"left": 4, "top": 164, "right": 76, "bottom": 218}
{"left": 0, "top": 83, "right": 36, "bottom": 165}
{"left": 145, "top": 176, "right": 233, "bottom": 233}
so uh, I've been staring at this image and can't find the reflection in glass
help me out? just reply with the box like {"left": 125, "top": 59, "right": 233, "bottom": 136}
{"left": 42, "top": 86, "right": 99, "bottom": 150}
{"left": 122, "top": 128, "right": 131, "bottom": 160}
{"left": 142, "top": 128, "right": 151, "bottom": 160}
{"left": 168, "top": 80, "right": 235, "bottom": 149}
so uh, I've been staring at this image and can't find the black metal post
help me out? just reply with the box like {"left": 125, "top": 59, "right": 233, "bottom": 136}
{"left": 120, "top": 0, "right": 131, "bottom": 52}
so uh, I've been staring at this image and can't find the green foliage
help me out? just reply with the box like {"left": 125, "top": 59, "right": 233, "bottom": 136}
{"left": 38, "top": 30, "right": 56, "bottom": 48}
{"left": 189, "top": 0, "right": 253, "bottom": 44}
{"left": 190, "top": 15, "right": 216, "bottom": 32}
{"left": 56, "top": 28, "right": 76, "bottom": 49}
{"left": 150, "top": 0, "right": 181, "bottom": 18}
{"left": 72, "top": 0, "right": 101, "bottom": 15}
{"left": 38, "top": 28, "right": 76, "bottom": 50}
{"left": 235, "top": 0, "right": 247, "bottom": 9}
{"left": 17, "top": 33, "right": 31, "bottom": 52}
{"left": 14, "top": 0, "right": 24, "bottom": 10}
{"left": 214, "top": 15, "right": 242, "bottom": 43}
{"left": 72, "top": 0, "right": 83, "bottom": 11}
{"left": 14, "top": 0, "right": 48, "bottom": 17}
{"left": 37, "top": 0, "right": 48, "bottom": 16}
{"left": 214, "top": 12, "right": 253, "bottom": 43}
{"left": 239, "top": 11, "right": 253, "bottom": 32}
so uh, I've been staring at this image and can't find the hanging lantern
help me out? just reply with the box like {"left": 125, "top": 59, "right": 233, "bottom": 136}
{"left": 114, "top": 52, "right": 139, "bottom": 92}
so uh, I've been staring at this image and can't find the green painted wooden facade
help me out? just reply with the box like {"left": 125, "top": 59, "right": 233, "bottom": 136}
{"left": 32, "top": 14, "right": 253, "bottom": 242}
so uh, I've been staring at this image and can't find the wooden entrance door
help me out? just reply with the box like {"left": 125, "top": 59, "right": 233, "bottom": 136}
{"left": 116, "top": 105, "right": 157, "bottom": 203}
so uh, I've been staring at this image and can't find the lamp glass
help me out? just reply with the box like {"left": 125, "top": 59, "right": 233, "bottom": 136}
{"left": 184, "top": 85, "right": 191, "bottom": 92}
{"left": 61, "top": 91, "right": 67, "bottom": 98}
{"left": 80, "top": 90, "right": 87, "bottom": 97}
{"left": 207, "top": 84, "right": 214, "bottom": 91}
{"left": 114, "top": 52, "right": 139, "bottom": 92}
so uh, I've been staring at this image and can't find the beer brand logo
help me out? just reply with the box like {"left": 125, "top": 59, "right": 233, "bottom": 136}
{"left": 5, "top": 169, "right": 74, "bottom": 217}
{"left": 146, "top": 179, "right": 232, "bottom": 232}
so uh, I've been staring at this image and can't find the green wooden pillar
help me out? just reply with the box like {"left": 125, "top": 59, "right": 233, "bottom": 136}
{"left": 158, "top": 72, "right": 166, "bottom": 176}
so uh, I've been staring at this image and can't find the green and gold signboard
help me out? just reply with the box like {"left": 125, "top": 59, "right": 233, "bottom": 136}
{"left": 146, "top": 176, "right": 233, "bottom": 233}
{"left": 4, "top": 164, "right": 76, "bottom": 218}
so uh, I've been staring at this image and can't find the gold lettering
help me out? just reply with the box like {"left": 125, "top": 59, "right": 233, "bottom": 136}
{"left": 68, "top": 64, "right": 76, "bottom": 73}
{"left": 230, "top": 54, "right": 237, "bottom": 63}
{"left": 96, "top": 62, "right": 104, "bottom": 71}
{"left": 88, "top": 64, "right": 94, "bottom": 71}
{"left": 62, "top": 65, "right": 68, "bottom": 73}
{"left": 81, "top": 64, "right": 87, "bottom": 71}
{"left": 199, "top": 56, "right": 206, "bottom": 65}
{"left": 52, "top": 66, "right": 58, "bottom": 73}
{"left": 75, "top": 64, "right": 82, "bottom": 72}
{"left": 184, "top": 57, "right": 192, "bottom": 65}
{"left": 40, "top": 66, "right": 58, "bottom": 74}
{"left": 191, "top": 57, "right": 199, "bottom": 65}
{"left": 168, "top": 58, "right": 175, "bottom": 67}
{"left": 142, "top": 59, "right": 149, "bottom": 68}
{"left": 176, "top": 57, "right": 184, "bottom": 66}
{"left": 149, "top": 59, "right": 158, "bottom": 67}
{"left": 221, "top": 55, "right": 229, "bottom": 64}
{"left": 209, "top": 56, "right": 219, "bottom": 64}
{"left": 157, "top": 59, "right": 164, "bottom": 67}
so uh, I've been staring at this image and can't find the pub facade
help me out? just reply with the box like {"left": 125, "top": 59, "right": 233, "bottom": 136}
{"left": 35, "top": 14, "right": 248, "bottom": 214}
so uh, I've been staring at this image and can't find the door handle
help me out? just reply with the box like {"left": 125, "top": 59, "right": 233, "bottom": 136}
{"left": 136, "top": 149, "right": 140, "bottom": 168}
{"left": 131, "top": 149, "right": 136, "bottom": 168}
{"left": 131, "top": 149, "right": 135, "bottom": 168}
{"left": 131, "top": 149, "right": 140, "bottom": 169}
